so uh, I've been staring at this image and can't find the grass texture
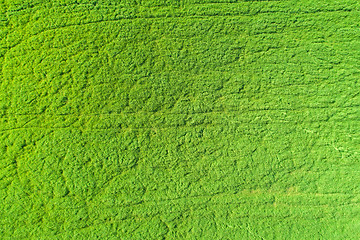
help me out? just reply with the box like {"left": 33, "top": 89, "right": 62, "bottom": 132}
{"left": 1, "top": 0, "right": 360, "bottom": 239}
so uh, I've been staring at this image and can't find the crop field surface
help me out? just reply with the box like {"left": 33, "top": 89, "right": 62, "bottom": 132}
{"left": 0, "top": 0, "right": 360, "bottom": 239}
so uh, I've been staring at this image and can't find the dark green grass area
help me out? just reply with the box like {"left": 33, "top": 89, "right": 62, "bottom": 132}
{"left": 1, "top": 0, "right": 360, "bottom": 239}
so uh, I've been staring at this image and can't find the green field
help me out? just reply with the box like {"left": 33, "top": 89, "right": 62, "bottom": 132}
{"left": 1, "top": 0, "right": 360, "bottom": 239}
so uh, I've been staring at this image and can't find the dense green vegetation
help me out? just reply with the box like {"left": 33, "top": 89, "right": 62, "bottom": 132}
{"left": 1, "top": 0, "right": 360, "bottom": 239}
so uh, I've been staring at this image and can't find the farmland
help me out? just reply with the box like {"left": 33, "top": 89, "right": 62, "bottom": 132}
{"left": 0, "top": 0, "right": 360, "bottom": 239}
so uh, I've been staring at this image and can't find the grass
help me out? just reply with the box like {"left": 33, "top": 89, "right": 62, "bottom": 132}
{"left": 0, "top": 0, "right": 360, "bottom": 239}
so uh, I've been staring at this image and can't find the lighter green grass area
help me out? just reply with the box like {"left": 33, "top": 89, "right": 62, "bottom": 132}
{"left": 0, "top": 0, "right": 360, "bottom": 239}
